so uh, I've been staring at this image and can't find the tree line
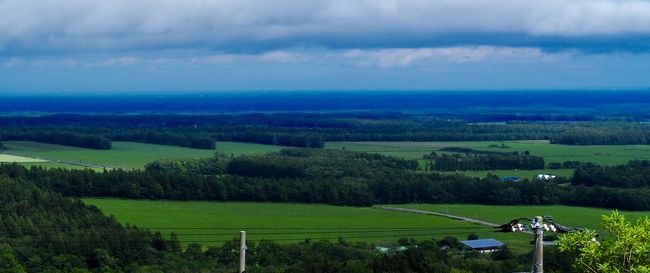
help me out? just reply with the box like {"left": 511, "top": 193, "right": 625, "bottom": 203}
{"left": 106, "top": 130, "right": 216, "bottom": 149}
{"left": 550, "top": 127, "right": 650, "bottom": 145}
{"left": 5, "top": 113, "right": 650, "bottom": 149}
{"left": 572, "top": 160, "right": 650, "bottom": 188}
{"left": 0, "top": 130, "right": 111, "bottom": 150}
{"left": 1, "top": 148, "right": 649, "bottom": 210}
{"left": 424, "top": 153, "right": 545, "bottom": 171}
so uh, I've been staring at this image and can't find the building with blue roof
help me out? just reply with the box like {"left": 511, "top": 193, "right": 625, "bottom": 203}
{"left": 499, "top": 176, "right": 520, "bottom": 182}
{"left": 460, "top": 239, "right": 504, "bottom": 253}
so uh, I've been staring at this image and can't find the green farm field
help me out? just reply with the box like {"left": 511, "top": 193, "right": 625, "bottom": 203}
{"left": 83, "top": 199, "right": 531, "bottom": 252}
{"left": 389, "top": 204, "right": 649, "bottom": 233}
{"left": 326, "top": 140, "right": 650, "bottom": 165}
{"left": 15, "top": 162, "right": 103, "bottom": 170}
{"left": 2, "top": 141, "right": 282, "bottom": 169}
{"left": 0, "top": 153, "right": 48, "bottom": 163}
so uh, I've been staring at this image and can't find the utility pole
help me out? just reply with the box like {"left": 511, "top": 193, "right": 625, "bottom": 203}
{"left": 496, "top": 216, "right": 576, "bottom": 273}
{"left": 532, "top": 216, "right": 544, "bottom": 273}
{"left": 239, "top": 230, "right": 247, "bottom": 273}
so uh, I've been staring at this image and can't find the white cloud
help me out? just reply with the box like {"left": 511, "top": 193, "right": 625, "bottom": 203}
{"left": 1, "top": 46, "right": 567, "bottom": 70}
{"left": 343, "top": 46, "right": 553, "bottom": 68}
{"left": 0, "top": 0, "right": 650, "bottom": 55}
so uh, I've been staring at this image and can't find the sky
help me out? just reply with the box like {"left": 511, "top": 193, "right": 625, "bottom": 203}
{"left": 2, "top": 0, "right": 650, "bottom": 93}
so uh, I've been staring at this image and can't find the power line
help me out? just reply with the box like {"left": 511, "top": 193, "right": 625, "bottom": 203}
{"left": 0, "top": 226, "right": 486, "bottom": 235}
{"left": 0, "top": 230, "right": 484, "bottom": 244}
{"left": 6, "top": 226, "right": 485, "bottom": 230}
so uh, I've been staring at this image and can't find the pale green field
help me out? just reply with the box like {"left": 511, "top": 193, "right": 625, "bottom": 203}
{"left": 390, "top": 204, "right": 649, "bottom": 233}
{"left": 3, "top": 141, "right": 282, "bottom": 169}
{"left": 83, "top": 199, "right": 531, "bottom": 252}
{"left": 327, "top": 140, "right": 650, "bottom": 166}
{"left": 0, "top": 153, "right": 48, "bottom": 162}
{"left": 13, "top": 162, "right": 103, "bottom": 171}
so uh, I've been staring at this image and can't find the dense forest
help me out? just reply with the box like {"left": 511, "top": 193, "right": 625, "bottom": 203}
{"left": 3, "top": 113, "right": 650, "bottom": 149}
{"left": 549, "top": 128, "right": 650, "bottom": 145}
{"left": 2, "top": 148, "right": 649, "bottom": 210}
{"left": 0, "top": 131, "right": 111, "bottom": 150}
{"left": 2, "top": 177, "right": 578, "bottom": 273}
{"left": 572, "top": 160, "right": 650, "bottom": 188}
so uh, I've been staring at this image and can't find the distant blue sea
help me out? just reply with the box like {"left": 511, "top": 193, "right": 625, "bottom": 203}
{"left": 1, "top": 90, "right": 650, "bottom": 113}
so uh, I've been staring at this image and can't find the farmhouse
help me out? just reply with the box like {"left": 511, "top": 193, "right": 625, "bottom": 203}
{"left": 536, "top": 174, "right": 557, "bottom": 181}
{"left": 460, "top": 239, "right": 504, "bottom": 253}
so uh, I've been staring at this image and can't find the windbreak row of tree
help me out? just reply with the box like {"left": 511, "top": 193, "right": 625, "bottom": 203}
{"left": 214, "top": 131, "right": 325, "bottom": 148}
{"left": 572, "top": 160, "right": 650, "bottom": 188}
{"left": 106, "top": 130, "right": 215, "bottom": 149}
{"left": 8, "top": 113, "right": 650, "bottom": 147}
{"left": 2, "top": 148, "right": 649, "bottom": 210}
{"left": 0, "top": 128, "right": 217, "bottom": 150}
{"left": 423, "top": 153, "right": 545, "bottom": 171}
{"left": 550, "top": 127, "right": 650, "bottom": 145}
{"left": 0, "top": 130, "right": 111, "bottom": 150}
{"left": 547, "top": 161, "right": 599, "bottom": 169}
{"left": 1, "top": 176, "right": 577, "bottom": 273}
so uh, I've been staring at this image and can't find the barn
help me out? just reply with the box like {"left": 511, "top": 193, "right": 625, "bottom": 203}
{"left": 460, "top": 239, "right": 505, "bottom": 253}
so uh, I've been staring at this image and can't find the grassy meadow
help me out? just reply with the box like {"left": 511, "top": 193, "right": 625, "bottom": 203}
{"left": 326, "top": 140, "right": 650, "bottom": 165}
{"left": 0, "top": 153, "right": 48, "bottom": 163}
{"left": 389, "top": 204, "right": 649, "bottom": 233}
{"left": 328, "top": 140, "right": 650, "bottom": 178}
{"left": 2, "top": 141, "right": 282, "bottom": 169}
{"left": 83, "top": 199, "right": 531, "bottom": 252}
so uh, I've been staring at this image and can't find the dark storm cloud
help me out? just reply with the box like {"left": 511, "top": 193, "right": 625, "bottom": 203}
{"left": 2, "top": 0, "right": 650, "bottom": 56}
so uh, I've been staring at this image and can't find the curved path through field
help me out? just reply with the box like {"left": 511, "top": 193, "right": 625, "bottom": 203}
{"left": 376, "top": 206, "right": 533, "bottom": 235}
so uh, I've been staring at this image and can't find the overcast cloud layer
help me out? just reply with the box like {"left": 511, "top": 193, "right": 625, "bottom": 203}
{"left": 2, "top": 0, "right": 650, "bottom": 55}
{"left": 1, "top": 0, "right": 650, "bottom": 92}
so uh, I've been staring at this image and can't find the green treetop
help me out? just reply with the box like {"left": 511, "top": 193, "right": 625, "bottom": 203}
{"left": 558, "top": 211, "right": 649, "bottom": 273}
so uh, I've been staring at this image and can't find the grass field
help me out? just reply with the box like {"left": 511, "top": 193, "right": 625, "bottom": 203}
{"left": 83, "top": 199, "right": 531, "bottom": 252}
{"left": 3, "top": 141, "right": 282, "bottom": 169}
{"left": 327, "top": 140, "right": 650, "bottom": 165}
{"left": 0, "top": 153, "right": 48, "bottom": 162}
{"left": 389, "top": 204, "right": 649, "bottom": 233}
{"left": 328, "top": 140, "right": 650, "bottom": 178}
{"left": 14, "top": 162, "right": 103, "bottom": 170}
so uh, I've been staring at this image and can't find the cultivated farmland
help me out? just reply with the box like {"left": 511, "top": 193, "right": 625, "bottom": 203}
{"left": 0, "top": 153, "right": 47, "bottom": 163}
{"left": 83, "top": 199, "right": 532, "bottom": 252}
{"left": 326, "top": 140, "right": 650, "bottom": 165}
{"left": 388, "top": 204, "right": 650, "bottom": 233}
{"left": 2, "top": 141, "right": 282, "bottom": 169}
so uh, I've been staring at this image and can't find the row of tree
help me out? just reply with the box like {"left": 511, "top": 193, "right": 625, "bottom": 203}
{"left": 215, "top": 131, "right": 325, "bottom": 148}
{"left": 0, "top": 130, "right": 111, "bottom": 150}
{"left": 7, "top": 113, "right": 650, "bottom": 148}
{"left": 572, "top": 160, "right": 650, "bottom": 188}
{"left": 424, "top": 154, "right": 545, "bottom": 171}
{"left": 547, "top": 161, "right": 599, "bottom": 169}
{"left": 551, "top": 127, "right": 650, "bottom": 145}
{"left": 107, "top": 130, "right": 215, "bottom": 149}
{"left": 2, "top": 148, "right": 649, "bottom": 210}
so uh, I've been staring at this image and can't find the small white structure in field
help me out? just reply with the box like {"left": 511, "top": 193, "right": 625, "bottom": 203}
{"left": 536, "top": 174, "right": 557, "bottom": 181}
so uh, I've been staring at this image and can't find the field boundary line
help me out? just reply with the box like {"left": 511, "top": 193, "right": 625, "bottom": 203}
{"left": 375, "top": 206, "right": 539, "bottom": 235}
{"left": 2, "top": 151, "right": 115, "bottom": 170}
